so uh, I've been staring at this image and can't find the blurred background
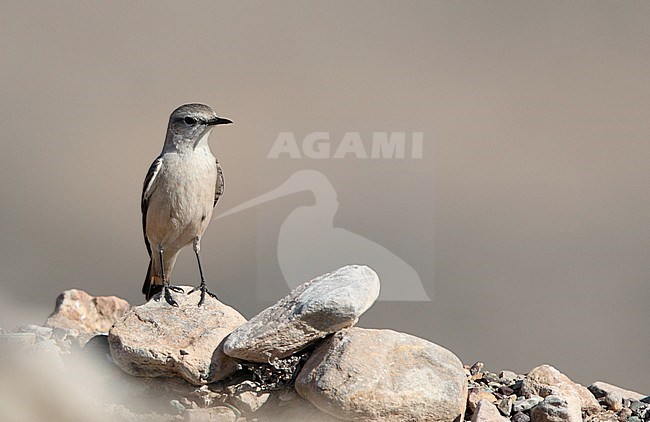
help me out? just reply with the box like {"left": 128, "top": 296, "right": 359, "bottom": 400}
{"left": 0, "top": 1, "right": 648, "bottom": 392}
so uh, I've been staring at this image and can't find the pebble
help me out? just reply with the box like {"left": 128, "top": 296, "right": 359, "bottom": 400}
{"left": 498, "top": 386, "right": 515, "bottom": 396}
{"left": 500, "top": 370, "right": 519, "bottom": 382}
{"left": 512, "top": 411, "right": 531, "bottom": 422}
{"left": 514, "top": 396, "right": 544, "bottom": 412}
{"left": 497, "top": 395, "right": 515, "bottom": 416}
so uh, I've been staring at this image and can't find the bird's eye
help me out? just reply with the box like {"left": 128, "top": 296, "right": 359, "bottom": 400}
{"left": 184, "top": 117, "right": 197, "bottom": 125}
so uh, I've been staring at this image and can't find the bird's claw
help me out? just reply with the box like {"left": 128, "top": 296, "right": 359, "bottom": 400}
{"left": 188, "top": 284, "right": 218, "bottom": 307}
{"left": 168, "top": 285, "right": 185, "bottom": 294}
{"left": 164, "top": 286, "right": 179, "bottom": 307}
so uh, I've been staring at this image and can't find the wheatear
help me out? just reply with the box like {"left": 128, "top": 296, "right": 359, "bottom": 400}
{"left": 141, "top": 103, "right": 232, "bottom": 306}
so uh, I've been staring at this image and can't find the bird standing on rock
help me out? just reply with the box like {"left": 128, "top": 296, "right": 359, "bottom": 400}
{"left": 141, "top": 103, "right": 232, "bottom": 306}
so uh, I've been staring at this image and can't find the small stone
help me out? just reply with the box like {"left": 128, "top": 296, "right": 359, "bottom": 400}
{"left": 627, "top": 417, "right": 642, "bottom": 422}
{"left": 514, "top": 396, "right": 544, "bottom": 412}
{"left": 500, "top": 370, "right": 519, "bottom": 382}
{"left": 513, "top": 411, "right": 531, "bottom": 422}
{"left": 295, "top": 327, "right": 467, "bottom": 422}
{"left": 531, "top": 395, "right": 574, "bottom": 422}
{"left": 471, "top": 362, "right": 485, "bottom": 375}
{"left": 108, "top": 288, "right": 246, "bottom": 385}
{"left": 605, "top": 390, "right": 624, "bottom": 411}
{"left": 498, "top": 386, "right": 515, "bottom": 396}
{"left": 472, "top": 399, "right": 510, "bottom": 422}
{"left": 629, "top": 400, "right": 646, "bottom": 415}
{"left": 224, "top": 265, "right": 380, "bottom": 362}
{"left": 45, "top": 289, "right": 130, "bottom": 334}
{"left": 231, "top": 390, "right": 270, "bottom": 414}
{"left": 484, "top": 372, "right": 500, "bottom": 383}
{"left": 497, "top": 395, "right": 516, "bottom": 416}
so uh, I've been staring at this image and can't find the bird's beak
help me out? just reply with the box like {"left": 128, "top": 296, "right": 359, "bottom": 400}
{"left": 206, "top": 116, "right": 233, "bottom": 126}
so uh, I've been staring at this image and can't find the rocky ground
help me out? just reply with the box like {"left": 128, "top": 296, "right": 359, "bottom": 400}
{"left": 0, "top": 264, "right": 647, "bottom": 422}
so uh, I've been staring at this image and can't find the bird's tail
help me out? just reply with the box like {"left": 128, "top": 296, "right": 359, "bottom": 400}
{"left": 142, "top": 260, "right": 163, "bottom": 300}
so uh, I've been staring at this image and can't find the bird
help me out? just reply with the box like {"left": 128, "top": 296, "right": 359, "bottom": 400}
{"left": 141, "top": 103, "right": 232, "bottom": 306}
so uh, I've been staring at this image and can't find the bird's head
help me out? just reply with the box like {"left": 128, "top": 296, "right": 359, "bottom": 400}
{"left": 165, "top": 103, "right": 232, "bottom": 151}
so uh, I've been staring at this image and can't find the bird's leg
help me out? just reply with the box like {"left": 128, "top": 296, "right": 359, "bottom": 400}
{"left": 157, "top": 248, "right": 179, "bottom": 307}
{"left": 188, "top": 237, "right": 218, "bottom": 306}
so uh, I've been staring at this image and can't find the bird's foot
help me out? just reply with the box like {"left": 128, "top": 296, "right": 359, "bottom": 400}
{"left": 154, "top": 285, "right": 184, "bottom": 307}
{"left": 188, "top": 284, "right": 218, "bottom": 307}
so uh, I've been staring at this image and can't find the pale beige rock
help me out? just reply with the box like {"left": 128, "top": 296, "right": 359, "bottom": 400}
{"left": 588, "top": 381, "right": 646, "bottom": 402}
{"left": 230, "top": 390, "right": 270, "bottom": 414}
{"left": 108, "top": 288, "right": 246, "bottom": 385}
{"left": 224, "top": 265, "right": 380, "bottom": 362}
{"left": 45, "top": 289, "right": 130, "bottom": 334}
{"left": 295, "top": 327, "right": 467, "bottom": 422}
{"left": 523, "top": 364, "right": 600, "bottom": 416}
{"left": 472, "top": 399, "right": 510, "bottom": 422}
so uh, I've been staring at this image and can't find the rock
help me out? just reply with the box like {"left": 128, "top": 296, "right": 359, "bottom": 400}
{"left": 230, "top": 389, "right": 270, "bottom": 414}
{"left": 295, "top": 327, "right": 467, "bottom": 422}
{"left": 108, "top": 288, "right": 246, "bottom": 385}
{"left": 497, "top": 395, "right": 516, "bottom": 416}
{"left": 514, "top": 396, "right": 544, "bottom": 412}
{"left": 469, "top": 388, "right": 498, "bottom": 412}
{"left": 588, "top": 382, "right": 647, "bottom": 402}
{"left": 223, "top": 265, "right": 380, "bottom": 362}
{"left": 498, "top": 386, "right": 515, "bottom": 396}
{"left": 604, "top": 390, "right": 624, "bottom": 411}
{"left": 523, "top": 364, "right": 601, "bottom": 415}
{"left": 531, "top": 395, "right": 575, "bottom": 422}
{"left": 17, "top": 324, "right": 53, "bottom": 340}
{"left": 500, "top": 370, "right": 519, "bottom": 382}
{"left": 513, "top": 412, "right": 531, "bottom": 422}
{"left": 472, "top": 399, "right": 510, "bottom": 422}
{"left": 45, "top": 289, "right": 130, "bottom": 334}
{"left": 470, "top": 362, "right": 485, "bottom": 375}
{"left": 182, "top": 406, "right": 237, "bottom": 422}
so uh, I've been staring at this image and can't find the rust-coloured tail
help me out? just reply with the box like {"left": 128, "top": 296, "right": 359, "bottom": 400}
{"left": 142, "top": 260, "right": 163, "bottom": 300}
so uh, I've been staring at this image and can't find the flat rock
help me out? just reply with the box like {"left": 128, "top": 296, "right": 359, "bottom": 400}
{"left": 472, "top": 399, "right": 510, "bottom": 422}
{"left": 223, "top": 265, "right": 380, "bottom": 362}
{"left": 108, "top": 288, "right": 246, "bottom": 385}
{"left": 531, "top": 395, "right": 574, "bottom": 422}
{"left": 523, "top": 364, "right": 600, "bottom": 416}
{"left": 45, "top": 289, "right": 131, "bottom": 334}
{"left": 514, "top": 396, "right": 544, "bottom": 413}
{"left": 295, "top": 327, "right": 467, "bottom": 422}
{"left": 588, "top": 381, "right": 646, "bottom": 402}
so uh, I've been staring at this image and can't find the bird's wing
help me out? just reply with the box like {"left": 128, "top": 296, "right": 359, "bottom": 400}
{"left": 214, "top": 159, "right": 224, "bottom": 207}
{"left": 141, "top": 156, "right": 163, "bottom": 257}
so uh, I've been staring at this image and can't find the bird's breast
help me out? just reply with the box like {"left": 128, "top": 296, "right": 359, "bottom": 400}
{"left": 147, "top": 150, "right": 218, "bottom": 246}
